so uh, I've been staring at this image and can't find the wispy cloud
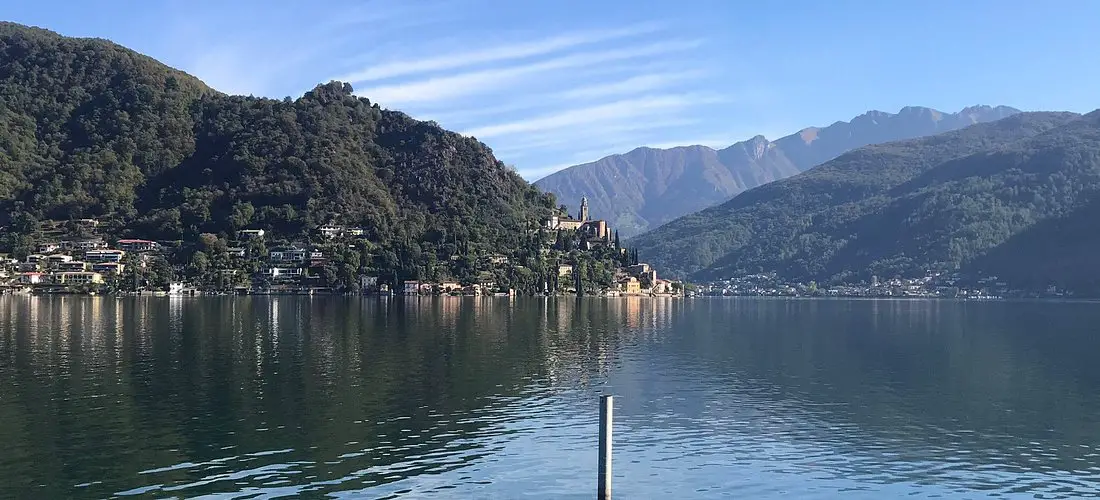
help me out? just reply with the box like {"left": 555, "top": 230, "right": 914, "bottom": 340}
{"left": 491, "top": 117, "right": 700, "bottom": 154}
{"left": 160, "top": 3, "right": 754, "bottom": 179}
{"left": 464, "top": 93, "right": 723, "bottom": 139}
{"left": 558, "top": 71, "right": 707, "bottom": 100}
{"left": 355, "top": 40, "right": 703, "bottom": 107}
{"left": 337, "top": 23, "right": 662, "bottom": 83}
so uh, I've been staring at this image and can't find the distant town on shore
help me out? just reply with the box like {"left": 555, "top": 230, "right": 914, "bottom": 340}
{"left": 0, "top": 198, "right": 685, "bottom": 298}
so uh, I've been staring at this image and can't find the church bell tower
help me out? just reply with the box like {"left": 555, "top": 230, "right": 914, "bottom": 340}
{"left": 580, "top": 197, "right": 589, "bottom": 222}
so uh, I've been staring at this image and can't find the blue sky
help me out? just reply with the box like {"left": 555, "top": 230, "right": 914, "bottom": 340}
{"left": 6, "top": 0, "right": 1100, "bottom": 179}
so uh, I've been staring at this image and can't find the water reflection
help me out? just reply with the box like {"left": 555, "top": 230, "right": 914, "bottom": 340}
{"left": 0, "top": 297, "right": 1099, "bottom": 498}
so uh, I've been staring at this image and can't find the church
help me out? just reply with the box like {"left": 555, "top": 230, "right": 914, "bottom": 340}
{"left": 544, "top": 197, "right": 612, "bottom": 242}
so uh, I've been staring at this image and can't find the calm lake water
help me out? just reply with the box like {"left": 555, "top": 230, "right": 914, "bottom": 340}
{"left": 3, "top": 297, "right": 1100, "bottom": 498}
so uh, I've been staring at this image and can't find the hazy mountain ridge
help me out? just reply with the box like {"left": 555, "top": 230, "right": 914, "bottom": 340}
{"left": 535, "top": 105, "right": 1020, "bottom": 237}
{"left": 630, "top": 110, "right": 1100, "bottom": 294}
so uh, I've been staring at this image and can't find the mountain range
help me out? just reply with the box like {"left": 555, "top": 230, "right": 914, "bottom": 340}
{"left": 630, "top": 110, "right": 1100, "bottom": 293}
{"left": 535, "top": 105, "right": 1021, "bottom": 237}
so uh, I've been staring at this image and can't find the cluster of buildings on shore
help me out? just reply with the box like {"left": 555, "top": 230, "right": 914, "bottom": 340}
{"left": 698, "top": 272, "right": 1067, "bottom": 299}
{"left": 3, "top": 241, "right": 158, "bottom": 288}
{"left": 0, "top": 217, "right": 165, "bottom": 291}
{"left": 0, "top": 199, "right": 684, "bottom": 297}
{"left": 402, "top": 198, "right": 680, "bottom": 296}
{"left": 398, "top": 262, "right": 678, "bottom": 297}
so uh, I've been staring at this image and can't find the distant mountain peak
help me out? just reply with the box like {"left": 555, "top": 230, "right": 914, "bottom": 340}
{"left": 747, "top": 135, "right": 770, "bottom": 159}
{"left": 536, "top": 104, "right": 1021, "bottom": 238}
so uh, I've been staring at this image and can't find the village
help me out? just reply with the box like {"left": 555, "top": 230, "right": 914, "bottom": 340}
{"left": 0, "top": 199, "right": 684, "bottom": 297}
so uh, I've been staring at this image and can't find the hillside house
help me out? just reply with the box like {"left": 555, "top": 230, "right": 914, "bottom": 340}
{"left": 558, "top": 264, "right": 574, "bottom": 277}
{"left": 85, "top": 249, "right": 125, "bottom": 263}
{"left": 37, "top": 242, "right": 61, "bottom": 253}
{"left": 25, "top": 254, "right": 45, "bottom": 264}
{"left": 57, "top": 261, "right": 88, "bottom": 272}
{"left": 63, "top": 239, "right": 107, "bottom": 251}
{"left": 91, "top": 262, "right": 125, "bottom": 275}
{"left": 270, "top": 248, "right": 309, "bottom": 264}
{"left": 226, "top": 247, "right": 247, "bottom": 258}
{"left": 117, "top": 239, "right": 160, "bottom": 252}
{"left": 46, "top": 254, "right": 73, "bottom": 267}
{"left": 320, "top": 225, "right": 367, "bottom": 238}
{"left": 238, "top": 229, "right": 265, "bottom": 239}
{"left": 74, "top": 218, "right": 99, "bottom": 229}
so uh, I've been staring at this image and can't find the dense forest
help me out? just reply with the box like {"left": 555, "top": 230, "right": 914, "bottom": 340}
{"left": 0, "top": 22, "right": 610, "bottom": 290}
{"left": 631, "top": 110, "right": 1100, "bottom": 293}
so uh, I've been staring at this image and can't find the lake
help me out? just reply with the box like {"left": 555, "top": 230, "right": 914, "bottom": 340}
{"left": 2, "top": 296, "right": 1100, "bottom": 498}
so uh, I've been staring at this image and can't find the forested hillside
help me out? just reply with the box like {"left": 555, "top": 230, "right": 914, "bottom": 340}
{"left": 0, "top": 22, "right": 562, "bottom": 286}
{"left": 631, "top": 111, "right": 1100, "bottom": 292}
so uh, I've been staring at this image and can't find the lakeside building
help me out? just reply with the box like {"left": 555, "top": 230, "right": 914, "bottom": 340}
{"left": 51, "top": 271, "right": 103, "bottom": 285}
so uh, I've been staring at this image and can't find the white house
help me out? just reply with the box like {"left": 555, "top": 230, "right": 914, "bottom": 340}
{"left": 262, "top": 267, "right": 304, "bottom": 279}
{"left": 270, "top": 248, "right": 309, "bottom": 263}
{"left": 36, "top": 242, "right": 61, "bottom": 253}
{"left": 17, "top": 272, "right": 45, "bottom": 285}
{"left": 85, "top": 249, "right": 126, "bottom": 263}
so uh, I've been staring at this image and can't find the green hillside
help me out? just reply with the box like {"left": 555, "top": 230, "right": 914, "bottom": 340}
{"left": 0, "top": 22, "right": 564, "bottom": 287}
{"left": 631, "top": 111, "right": 1100, "bottom": 291}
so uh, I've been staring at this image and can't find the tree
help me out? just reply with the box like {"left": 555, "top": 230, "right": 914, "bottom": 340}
{"left": 189, "top": 251, "right": 210, "bottom": 282}
{"left": 573, "top": 260, "right": 586, "bottom": 297}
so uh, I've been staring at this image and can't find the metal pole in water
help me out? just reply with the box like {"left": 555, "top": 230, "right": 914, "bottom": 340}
{"left": 598, "top": 394, "right": 613, "bottom": 500}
